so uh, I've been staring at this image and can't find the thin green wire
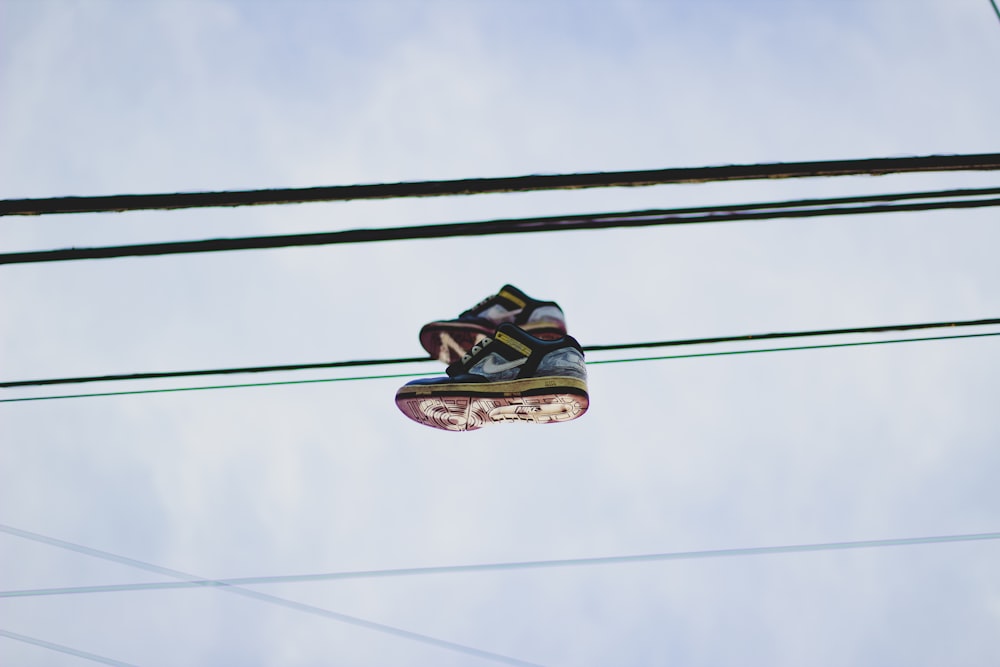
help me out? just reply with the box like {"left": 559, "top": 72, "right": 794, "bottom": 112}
{"left": 2, "top": 331, "right": 998, "bottom": 404}
{"left": 587, "top": 331, "right": 1000, "bottom": 365}
{"left": 0, "top": 371, "right": 434, "bottom": 403}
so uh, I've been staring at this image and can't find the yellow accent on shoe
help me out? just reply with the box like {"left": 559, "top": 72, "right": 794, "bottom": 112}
{"left": 498, "top": 289, "right": 527, "bottom": 308}
{"left": 396, "top": 376, "right": 588, "bottom": 398}
{"left": 495, "top": 329, "right": 532, "bottom": 357}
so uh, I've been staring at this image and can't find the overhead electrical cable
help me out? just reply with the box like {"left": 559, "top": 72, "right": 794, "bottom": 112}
{"left": 0, "top": 629, "right": 139, "bottom": 667}
{"left": 0, "top": 524, "right": 543, "bottom": 667}
{"left": 580, "top": 316, "right": 1000, "bottom": 353}
{"left": 0, "top": 371, "right": 431, "bottom": 403}
{"left": 3, "top": 317, "right": 998, "bottom": 390}
{"left": 2, "top": 153, "right": 998, "bottom": 217}
{"left": 991, "top": 0, "right": 1000, "bottom": 23}
{"left": 3, "top": 530, "right": 997, "bottom": 599}
{"left": 1, "top": 357, "right": 432, "bottom": 388}
{"left": 588, "top": 332, "right": 1000, "bottom": 365}
{"left": 3, "top": 187, "right": 999, "bottom": 265}
{"left": 3, "top": 332, "right": 998, "bottom": 404}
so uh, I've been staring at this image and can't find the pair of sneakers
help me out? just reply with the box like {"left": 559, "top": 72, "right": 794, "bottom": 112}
{"left": 395, "top": 285, "right": 589, "bottom": 432}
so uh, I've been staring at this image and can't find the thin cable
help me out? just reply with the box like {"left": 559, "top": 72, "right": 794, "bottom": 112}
{"left": 3, "top": 317, "right": 998, "bottom": 390}
{"left": 0, "top": 358, "right": 431, "bottom": 389}
{"left": 0, "top": 524, "right": 542, "bottom": 667}
{"left": 3, "top": 153, "right": 998, "bottom": 217}
{"left": 2, "top": 531, "right": 997, "bottom": 599}
{"left": 0, "top": 371, "right": 432, "bottom": 403}
{"left": 581, "top": 316, "right": 1000, "bottom": 353}
{"left": 3, "top": 332, "right": 997, "bottom": 404}
{"left": 0, "top": 629, "right": 139, "bottom": 667}
{"left": 587, "top": 332, "right": 1000, "bottom": 365}
{"left": 990, "top": 0, "right": 1000, "bottom": 23}
{"left": 3, "top": 189, "right": 999, "bottom": 265}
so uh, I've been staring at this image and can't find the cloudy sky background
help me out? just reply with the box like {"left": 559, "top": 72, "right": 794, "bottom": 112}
{"left": 2, "top": 0, "right": 1000, "bottom": 665}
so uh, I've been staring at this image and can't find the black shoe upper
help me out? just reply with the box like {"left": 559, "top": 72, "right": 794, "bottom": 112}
{"left": 458, "top": 284, "right": 562, "bottom": 326}
{"left": 406, "top": 323, "right": 584, "bottom": 387}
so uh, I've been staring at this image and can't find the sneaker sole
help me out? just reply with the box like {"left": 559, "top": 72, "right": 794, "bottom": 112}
{"left": 395, "top": 376, "right": 589, "bottom": 431}
{"left": 420, "top": 321, "right": 567, "bottom": 364}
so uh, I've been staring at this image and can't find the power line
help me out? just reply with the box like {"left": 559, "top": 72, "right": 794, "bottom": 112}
{"left": 1, "top": 357, "right": 432, "bottom": 389}
{"left": 3, "top": 530, "right": 996, "bottom": 599}
{"left": 0, "top": 629, "right": 139, "bottom": 667}
{"left": 3, "top": 187, "right": 1000, "bottom": 265}
{"left": 3, "top": 316, "right": 998, "bottom": 390}
{"left": 3, "top": 153, "right": 998, "bottom": 217}
{"left": 0, "top": 371, "right": 430, "bottom": 403}
{"left": 4, "top": 331, "right": 997, "bottom": 404}
{"left": 588, "top": 332, "right": 1000, "bottom": 365}
{"left": 0, "top": 524, "right": 542, "bottom": 667}
{"left": 581, "top": 316, "right": 1000, "bottom": 353}
{"left": 991, "top": 0, "right": 1000, "bottom": 23}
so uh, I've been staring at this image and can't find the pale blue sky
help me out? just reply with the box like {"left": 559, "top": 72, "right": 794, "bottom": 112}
{"left": 2, "top": 1, "right": 999, "bottom": 665}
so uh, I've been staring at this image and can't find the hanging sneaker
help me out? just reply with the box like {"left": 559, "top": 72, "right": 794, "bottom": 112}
{"left": 419, "top": 284, "right": 567, "bottom": 364}
{"left": 397, "top": 323, "right": 588, "bottom": 431}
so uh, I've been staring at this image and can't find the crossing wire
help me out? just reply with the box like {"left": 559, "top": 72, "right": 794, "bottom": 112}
{"left": 3, "top": 530, "right": 998, "bottom": 599}
{"left": 0, "top": 524, "right": 543, "bottom": 667}
{"left": 2, "top": 153, "right": 998, "bottom": 217}
{"left": 3, "top": 187, "right": 1000, "bottom": 265}
{"left": 4, "top": 331, "right": 998, "bottom": 404}
{"left": 3, "top": 316, "right": 998, "bottom": 390}
{"left": 0, "top": 629, "right": 138, "bottom": 667}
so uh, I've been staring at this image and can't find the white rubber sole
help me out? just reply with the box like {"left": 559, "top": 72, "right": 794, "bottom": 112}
{"left": 395, "top": 377, "right": 589, "bottom": 431}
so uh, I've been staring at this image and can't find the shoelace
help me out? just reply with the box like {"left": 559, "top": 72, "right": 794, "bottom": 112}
{"left": 459, "top": 336, "right": 494, "bottom": 366}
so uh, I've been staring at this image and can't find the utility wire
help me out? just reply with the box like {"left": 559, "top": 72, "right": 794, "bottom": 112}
{"left": 3, "top": 530, "right": 997, "bottom": 599}
{"left": 3, "top": 317, "right": 998, "bottom": 390}
{"left": 588, "top": 332, "right": 1000, "bottom": 365}
{"left": 991, "top": 0, "right": 1000, "bottom": 23}
{"left": 2, "top": 153, "right": 998, "bottom": 217}
{"left": 0, "top": 524, "right": 542, "bottom": 667}
{"left": 4, "top": 332, "right": 998, "bottom": 404}
{"left": 3, "top": 187, "right": 999, "bottom": 266}
{"left": 0, "top": 371, "right": 431, "bottom": 403}
{"left": 580, "top": 316, "right": 1000, "bottom": 353}
{"left": 1, "top": 357, "right": 432, "bottom": 389}
{"left": 0, "top": 629, "right": 139, "bottom": 667}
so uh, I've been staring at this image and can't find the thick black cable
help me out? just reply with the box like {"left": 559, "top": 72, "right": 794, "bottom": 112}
{"left": 2, "top": 317, "right": 998, "bottom": 390}
{"left": 0, "top": 524, "right": 542, "bottom": 667}
{"left": 581, "top": 317, "right": 1000, "bottom": 353}
{"left": 2, "top": 188, "right": 1000, "bottom": 266}
{"left": 2, "top": 153, "right": 998, "bottom": 217}
{"left": 0, "top": 355, "right": 436, "bottom": 389}
{"left": 5, "top": 332, "right": 998, "bottom": 404}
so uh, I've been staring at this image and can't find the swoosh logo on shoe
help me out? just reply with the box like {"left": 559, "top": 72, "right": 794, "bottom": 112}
{"left": 480, "top": 356, "right": 528, "bottom": 374}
